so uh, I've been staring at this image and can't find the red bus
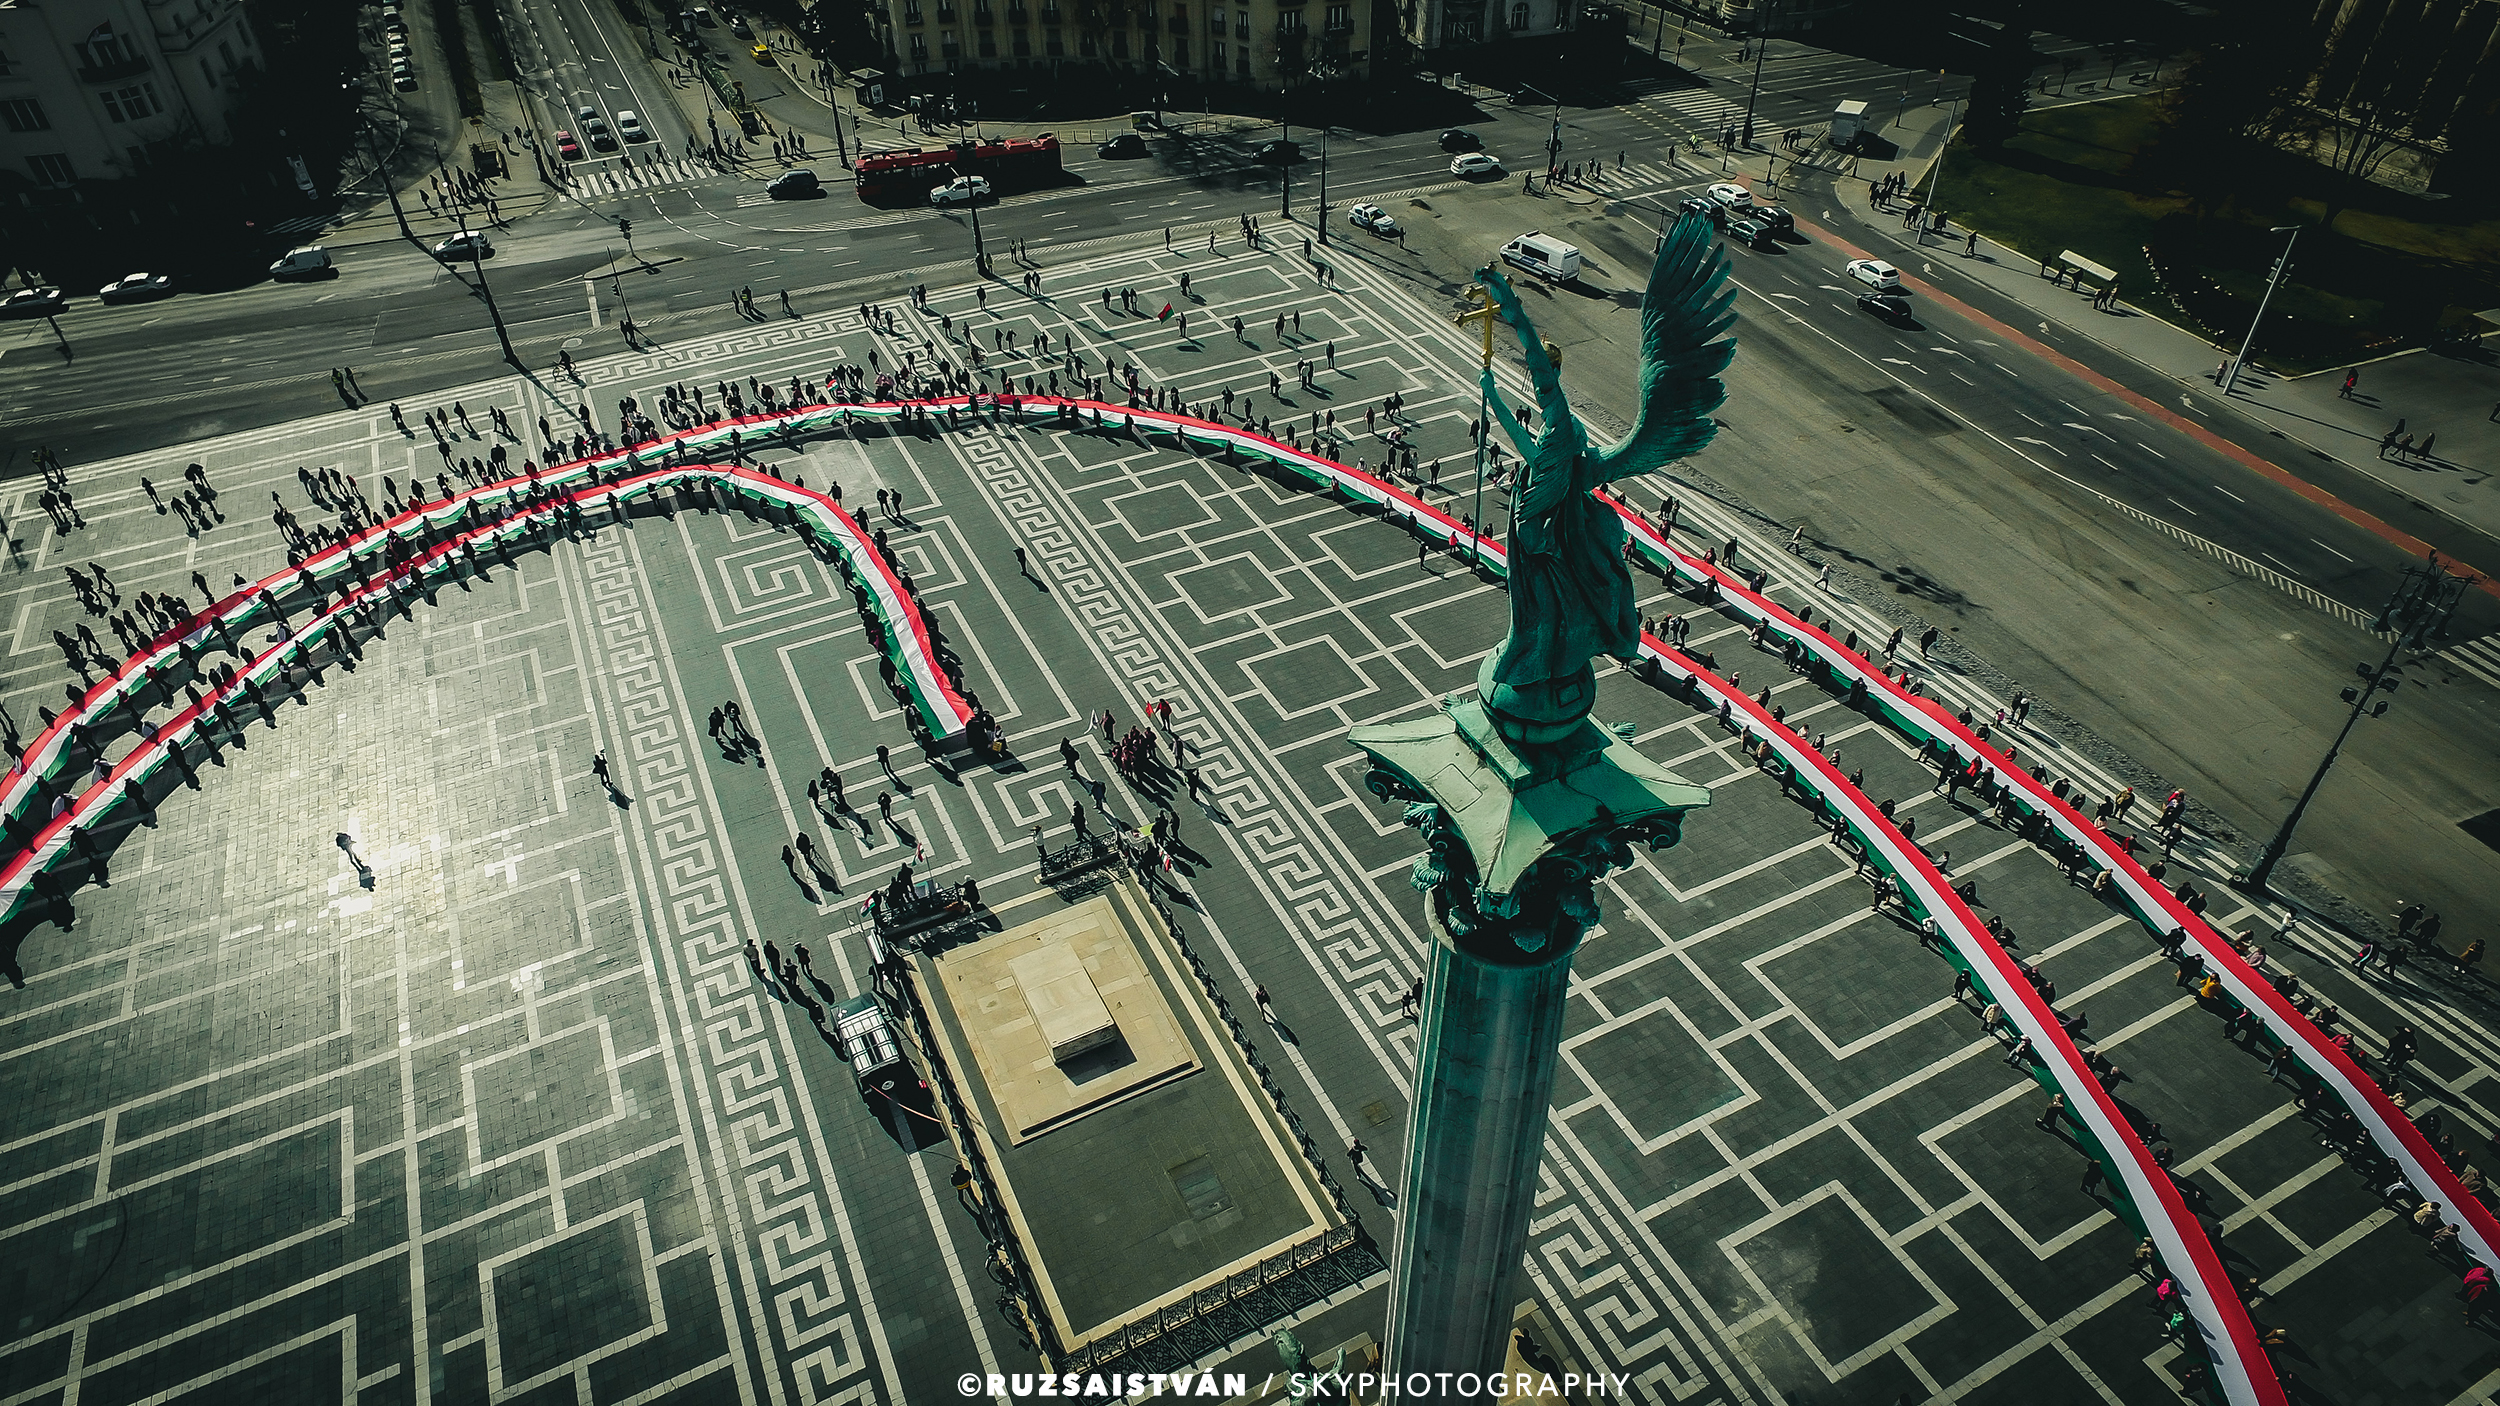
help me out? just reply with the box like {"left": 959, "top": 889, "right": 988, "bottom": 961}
{"left": 856, "top": 133, "right": 1061, "bottom": 202}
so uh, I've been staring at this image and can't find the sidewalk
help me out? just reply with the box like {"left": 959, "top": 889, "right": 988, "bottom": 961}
{"left": 1829, "top": 98, "right": 2500, "bottom": 549}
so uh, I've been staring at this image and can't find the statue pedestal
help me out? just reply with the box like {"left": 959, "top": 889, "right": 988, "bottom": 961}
{"left": 1351, "top": 694, "right": 1709, "bottom": 1395}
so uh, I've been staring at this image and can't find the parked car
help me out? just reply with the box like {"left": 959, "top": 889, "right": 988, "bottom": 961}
{"left": 928, "top": 174, "right": 992, "bottom": 205}
{"left": 393, "top": 70, "right": 418, "bottom": 90}
{"left": 1255, "top": 139, "right": 1303, "bottom": 164}
{"left": 431, "top": 230, "right": 494, "bottom": 261}
{"left": 1347, "top": 202, "right": 1402, "bottom": 237}
{"left": 1097, "top": 132, "right": 1148, "bottom": 159}
{"left": 554, "top": 130, "right": 583, "bottom": 160}
{"left": 1705, "top": 181, "right": 1752, "bottom": 210}
{"left": 0, "top": 287, "right": 66, "bottom": 319}
{"left": 1450, "top": 152, "right": 1502, "bottom": 177}
{"left": 1845, "top": 257, "right": 1902, "bottom": 290}
{"left": 766, "top": 168, "right": 821, "bottom": 199}
{"left": 1856, "top": 292, "right": 1915, "bottom": 322}
{"left": 729, "top": 13, "right": 754, "bottom": 36}
{"left": 617, "top": 109, "right": 648, "bottom": 142}
{"left": 96, "top": 272, "right": 172, "bottom": 303}
{"left": 1439, "top": 128, "right": 1481, "bottom": 151}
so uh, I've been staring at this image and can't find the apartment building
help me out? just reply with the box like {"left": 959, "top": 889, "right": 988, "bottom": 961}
{"left": 1396, "top": 0, "right": 1577, "bottom": 53}
{"left": 875, "top": 0, "right": 1371, "bottom": 90}
{"left": 0, "top": 0, "right": 263, "bottom": 192}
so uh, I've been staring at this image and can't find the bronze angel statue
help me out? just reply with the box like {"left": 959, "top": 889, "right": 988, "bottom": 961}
{"left": 1475, "top": 215, "right": 1737, "bottom": 745}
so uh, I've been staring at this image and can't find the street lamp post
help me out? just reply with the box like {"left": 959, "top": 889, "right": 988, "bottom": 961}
{"left": 1280, "top": 117, "right": 1292, "bottom": 218}
{"left": 1741, "top": 3, "right": 1772, "bottom": 148}
{"left": 1915, "top": 96, "right": 1958, "bottom": 244}
{"left": 2221, "top": 225, "right": 2299, "bottom": 396}
{"left": 2239, "top": 555, "right": 2470, "bottom": 894}
{"left": 1317, "top": 130, "right": 1329, "bottom": 245}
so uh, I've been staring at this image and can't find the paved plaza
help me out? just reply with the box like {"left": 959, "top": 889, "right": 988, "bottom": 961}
{"left": 3, "top": 231, "right": 2497, "bottom": 1405}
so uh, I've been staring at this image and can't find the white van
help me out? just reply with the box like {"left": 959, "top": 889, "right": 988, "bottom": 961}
{"left": 268, "top": 246, "right": 334, "bottom": 278}
{"left": 1499, "top": 232, "right": 1582, "bottom": 284}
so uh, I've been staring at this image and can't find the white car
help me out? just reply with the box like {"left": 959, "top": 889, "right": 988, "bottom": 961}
{"left": 616, "top": 109, "right": 648, "bottom": 142}
{"left": 96, "top": 271, "right": 173, "bottom": 303}
{"left": 1705, "top": 182, "right": 1752, "bottom": 209}
{"left": 928, "top": 174, "right": 992, "bottom": 206}
{"left": 1450, "top": 152, "right": 1502, "bottom": 178}
{"left": 431, "top": 229, "right": 494, "bottom": 261}
{"left": 1347, "top": 202, "right": 1401, "bottom": 237}
{"left": 1845, "top": 258, "right": 1903, "bottom": 291}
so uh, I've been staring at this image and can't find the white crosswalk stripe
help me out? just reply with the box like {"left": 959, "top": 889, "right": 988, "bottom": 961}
{"left": 564, "top": 156, "right": 720, "bottom": 198}
{"left": 2434, "top": 634, "right": 2500, "bottom": 691}
{"left": 263, "top": 214, "right": 330, "bottom": 235}
{"left": 1641, "top": 87, "right": 1750, "bottom": 128}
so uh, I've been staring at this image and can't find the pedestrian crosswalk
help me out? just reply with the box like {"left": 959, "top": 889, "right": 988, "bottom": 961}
{"left": 563, "top": 155, "right": 725, "bottom": 199}
{"left": 2433, "top": 633, "right": 2500, "bottom": 691}
{"left": 1639, "top": 85, "right": 1752, "bottom": 132}
{"left": 263, "top": 213, "right": 330, "bottom": 236}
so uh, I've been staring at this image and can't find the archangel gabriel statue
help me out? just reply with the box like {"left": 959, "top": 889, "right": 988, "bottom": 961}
{"left": 1475, "top": 216, "right": 1738, "bottom": 745}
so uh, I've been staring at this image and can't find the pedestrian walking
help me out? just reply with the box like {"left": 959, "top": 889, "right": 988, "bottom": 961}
{"left": 2037, "top": 1093, "right": 2065, "bottom": 1131}
{"left": 1347, "top": 1138, "right": 1369, "bottom": 1180}
{"left": 1254, "top": 982, "right": 1273, "bottom": 1020}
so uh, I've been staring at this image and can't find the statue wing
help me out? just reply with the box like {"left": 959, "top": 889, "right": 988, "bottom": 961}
{"left": 1587, "top": 213, "right": 1738, "bottom": 484}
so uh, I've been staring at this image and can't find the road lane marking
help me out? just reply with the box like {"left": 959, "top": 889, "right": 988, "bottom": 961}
{"left": 2138, "top": 442, "right": 2167, "bottom": 459}
{"left": 2166, "top": 496, "right": 2198, "bottom": 515}
{"left": 2213, "top": 485, "right": 2244, "bottom": 503}
{"left": 2310, "top": 538, "right": 2354, "bottom": 563}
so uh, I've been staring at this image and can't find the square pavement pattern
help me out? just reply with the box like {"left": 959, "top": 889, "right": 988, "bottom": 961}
{"left": 3, "top": 232, "right": 2495, "bottom": 1406}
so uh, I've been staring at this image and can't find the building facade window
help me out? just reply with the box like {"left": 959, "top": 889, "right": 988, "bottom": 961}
{"left": 0, "top": 98, "right": 48, "bottom": 132}
{"left": 1172, "top": 34, "right": 1187, "bottom": 60}
{"left": 1046, "top": 25, "right": 1063, "bottom": 51}
{"left": 28, "top": 152, "right": 75, "bottom": 185}
{"left": 1278, "top": 7, "right": 1304, "bottom": 29}
{"left": 80, "top": 24, "right": 135, "bottom": 69}
{"left": 101, "top": 82, "right": 161, "bottom": 123}
{"left": 1013, "top": 27, "right": 1031, "bottom": 51}
{"left": 1208, "top": 7, "right": 1223, "bottom": 30}
{"left": 908, "top": 31, "right": 928, "bottom": 58}
{"left": 978, "top": 30, "right": 995, "bottom": 53}
{"left": 1508, "top": 1, "right": 1528, "bottom": 25}
{"left": 1111, "top": 28, "right": 1127, "bottom": 56}
{"left": 1235, "top": 50, "right": 1249, "bottom": 75}
{"left": 1326, "top": 3, "right": 1348, "bottom": 27}
{"left": 941, "top": 28, "right": 960, "bottom": 54}
{"left": 904, "top": 0, "right": 923, "bottom": 21}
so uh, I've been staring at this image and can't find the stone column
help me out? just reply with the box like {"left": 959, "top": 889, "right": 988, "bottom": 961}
{"left": 1382, "top": 894, "right": 1586, "bottom": 1391}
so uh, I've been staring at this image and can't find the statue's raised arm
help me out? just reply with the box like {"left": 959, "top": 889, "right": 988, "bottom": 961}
{"left": 1474, "top": 216, "right": 1738, "bottom": 746}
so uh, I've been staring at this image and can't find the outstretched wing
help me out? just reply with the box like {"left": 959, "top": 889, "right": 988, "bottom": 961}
{"left": 1587, "top": 213, "right": 1738, "bottom": 483}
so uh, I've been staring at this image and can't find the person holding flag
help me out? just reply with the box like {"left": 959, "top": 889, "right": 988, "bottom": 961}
{"left": 1158, "top": 302, "right": 1174, "bottom": 323}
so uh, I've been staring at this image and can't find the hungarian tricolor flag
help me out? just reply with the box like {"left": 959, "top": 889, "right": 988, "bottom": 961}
{"left": 1158, "top": 303, "right": 1174, "bottom": 321}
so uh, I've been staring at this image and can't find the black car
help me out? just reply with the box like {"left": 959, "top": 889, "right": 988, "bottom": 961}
{"left": 1856, "top": 292, "right": 1915, "bottom": 322}
{"left": 1753, "top": 204, "right": 1795, "bottom": 233}
{"left": 1255, "top": 139, "right": 1303, "bottom": 164}
{"left": 1676, "top": 196, "right": 1716, "bottom": 222}
{"left": 766, "top": 168, "right": 821, "bottom": 199}
{"left": 1097, "top": 132, "right": 1148, "bottom": 159}
{"left": 0, "top": 286, "right": 67, "bottom": 320}
{"left": 1439, "top": 128, "right": 1481, "bottom": 152}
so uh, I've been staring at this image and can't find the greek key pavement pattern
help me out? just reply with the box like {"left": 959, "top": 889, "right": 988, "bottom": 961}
{"left": 0, "top": 235, "right": 2493, "bottom": 1405}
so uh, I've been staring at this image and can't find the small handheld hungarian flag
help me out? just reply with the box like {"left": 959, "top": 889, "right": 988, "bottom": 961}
{"left": 1158, "top": 303, "right": 1174, "bottom": 321}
